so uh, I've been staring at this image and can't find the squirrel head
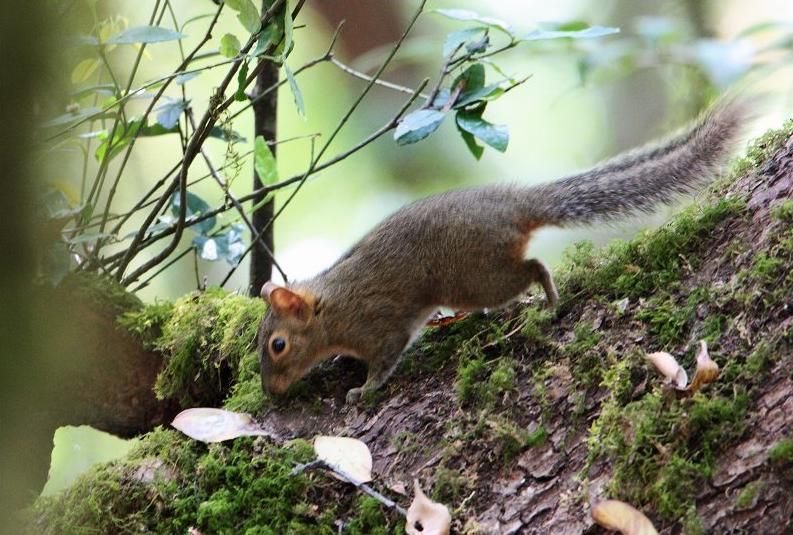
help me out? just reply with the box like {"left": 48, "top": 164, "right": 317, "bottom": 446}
{"left": 258, "top": 282, "right": 325, "bottom": 396}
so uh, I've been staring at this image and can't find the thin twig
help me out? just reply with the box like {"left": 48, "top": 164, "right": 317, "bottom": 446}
{"left": 185, "top": 108, "right": 288, "bottom": 282}
{"left": 219, "top": 0, "right": 428, "bottom": 284}
{"left": 329, "top": 56, "right": 430, "bottom": 99}
{"left": 102, "top": 79, "right": 426, "bottom": 271}
{"left": 291, "top": 459, "right": 407, "bottom": 516}
{"left": 118, "top": 0, "right": 288, "bottom": 285}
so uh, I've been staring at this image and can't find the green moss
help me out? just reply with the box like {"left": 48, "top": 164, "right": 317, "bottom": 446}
{"left": 520, "top": 307, "right": 553, "bottom": 343}
{"left": 735, "top": 480, "right": 763, "bottom": 509}
{"left": 431, "top": 466, "right": 469, "bottom": 505}
{"left": 487, "top": 358, "right": 517, "bottom": 394}
{"left": 700, "top": 313, "right": 728, "bottom": 345}
{"left": 223, "top": 377, "right": 266, "bottom": 413}
{"left": 681, "top": 506, "right": 706, "bottom": 535}
{"left": 455, "top": 352, "right": 488, "bottom": 404}
{"left": 726, "top": 119, "right": 793, "bottom": 180}
{"left": 486, "top": 416, "right": 547, "bottom": 462}
{"left": 151, "top": 287, "right": 265, "bottom": 407}
{"left": 744, "top": 341, "right": 775, "bottom": 376}
{"left": 345, "top": 496, "right": 405, "bottom": 535}
{"left": 558, "top": 199, "right": 744, "bottom": 303}
{"left": 31, "top": 429, "right": 328, "bottom": 534}
{"left": 410, "top": 313, "right": 484, "bottom": 372}
{"left": 566, "top": 321, "right": 604, "bottom": 388}
{"left": 587, "top": 384, "right": 749, "bottom": 521}
{"left": 118, "top": 301, "right": 174, "bottom": 350}
{"left": 768, "top": 438, "right": 793, "bottom": 465}
{"left": 748, "top": 252, "right": 786, "bottom": 284}
{"left": 771, "top": 199, "right": 793, "bottom": 222}
{"left": 454, "top": 347, "right": 517, "bottom": 407}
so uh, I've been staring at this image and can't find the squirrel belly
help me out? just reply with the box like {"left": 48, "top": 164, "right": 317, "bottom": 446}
{"left": 258, "top": 96, "right": 752, "bottom": 404}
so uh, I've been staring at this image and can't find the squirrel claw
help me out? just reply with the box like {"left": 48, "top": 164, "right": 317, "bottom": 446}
{"left": 345, "top": 387, "right": 363, "bottom": 405}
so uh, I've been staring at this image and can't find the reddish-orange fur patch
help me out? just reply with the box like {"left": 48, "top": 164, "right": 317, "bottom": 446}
{"left": 508, "top": 219, "right": 543, "bottom": 263}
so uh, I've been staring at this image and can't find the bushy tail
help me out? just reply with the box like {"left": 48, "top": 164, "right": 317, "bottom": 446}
{"left": 526, "top": 96, "right": 753, "bottom": 226}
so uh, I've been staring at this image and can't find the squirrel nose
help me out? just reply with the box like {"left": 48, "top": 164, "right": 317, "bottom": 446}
{"left": 268, "top": 377, "right": 289, "bottom": 395}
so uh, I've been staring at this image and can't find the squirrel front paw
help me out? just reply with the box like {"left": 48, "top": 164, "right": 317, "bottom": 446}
{"left": 345, "top": 387, "right": 363, "bottom": 405}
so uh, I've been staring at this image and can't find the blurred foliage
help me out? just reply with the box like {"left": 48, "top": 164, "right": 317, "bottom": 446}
{"left": 38, "top": 2, "right": 793, "bottom": 293}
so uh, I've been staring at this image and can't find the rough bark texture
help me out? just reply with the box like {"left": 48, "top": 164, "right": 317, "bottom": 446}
{"left": 248, "top": 32, "right": 278, "bottom": 296}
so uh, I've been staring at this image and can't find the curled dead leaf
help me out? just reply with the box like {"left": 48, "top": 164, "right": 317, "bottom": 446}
{"left": 646, "top": 351, "right": 688, "bottom": 389}
{"left": 171, "top": 408, "right": 271, "bottom": 443}
{"left": 591, "top": 499, "right": 658, "bottom": 535}
{"left": 313, "top": 436, "right": 373, "bottom": 483}
{"left": 688, "top": 340, "right": 719, "bottom": 393}
{"left": 406, "top": 479, "right": 451, "bottom": 535}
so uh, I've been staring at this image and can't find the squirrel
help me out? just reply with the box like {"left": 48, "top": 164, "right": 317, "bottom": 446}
{"left": 258, "top": 97, "right": 751, "bottom": 404}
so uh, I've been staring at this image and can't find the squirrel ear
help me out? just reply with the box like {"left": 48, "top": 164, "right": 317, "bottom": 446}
{"left": 261, "top": 282, "right": 308, "bottom": 322}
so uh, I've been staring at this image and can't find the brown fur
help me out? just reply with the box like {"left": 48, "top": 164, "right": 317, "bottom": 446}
{"left": 258, "top": 97, "right": 752, "bottom": 403}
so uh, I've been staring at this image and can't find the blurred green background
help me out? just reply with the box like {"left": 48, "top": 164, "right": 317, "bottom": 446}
{"left": 9, "top": 0, "right": 793, "bottom": 503}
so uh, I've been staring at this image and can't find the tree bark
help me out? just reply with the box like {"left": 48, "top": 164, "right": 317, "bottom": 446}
{"left": 248, "top": 1, "right": 279, "bottom": 296}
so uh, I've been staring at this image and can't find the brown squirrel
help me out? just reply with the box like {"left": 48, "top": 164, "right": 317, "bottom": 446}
{"left": 258, "top": 97, "right": 750, "bottom": 403}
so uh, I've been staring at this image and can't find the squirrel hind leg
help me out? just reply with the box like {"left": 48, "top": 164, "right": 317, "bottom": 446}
{"left": 525, "top": 258, "right": 559, "bottom": 308}
{"left": 476, "top": 257, "right": 559, "bottom": 309}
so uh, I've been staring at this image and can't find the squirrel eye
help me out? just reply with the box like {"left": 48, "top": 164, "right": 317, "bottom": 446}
{"left": 271, "top": 337, "right": 287, "bottom": 354}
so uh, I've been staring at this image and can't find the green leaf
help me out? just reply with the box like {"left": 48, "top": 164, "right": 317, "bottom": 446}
{"left": 235, "top": 60, "right": 250, "bottom": 101}
{"left": 456, "top": 110, "right": 508, "bottom": 152}
{"left": 521, "top": 25, "right": 619, "bottom": 41}
{"left": 254, "top": 135, "right": 278, "bottom": 184}
{"left": 454, "top": 83, "right": 505, "bottom": 108}
{"left": 443, "top": 27, "right": 487, "bottom": 57}
{"left": 155, "top": 98, "right": 188, "bottom": 129}
{"left": 171, "top": 191, "right": 216, "bottom": 235}
{"left": 95, "top": 119, "right": 144, "bottom": 161}
{"left": 139, "top": 123, "right": 179, "bottom": 136}
{"left": 224, "top": 0, "right": 261, "bottom": 34}
{"left": 433, "top": 8, "right": 513, "bottom": 36}
{"left": 283, "top": 64, "right": 305, "bottom": 118}
{"left": 71, "top": 58, "right": 100, "bottom": 84}
{"left": 193, "top": 224, "right": 246, "bottom": 265}
{"left": 458, "top": 128, "right": 484, "bottom": 160}
{"left": 67, "top": 232, "right": 115, "bottom": 245}
{"left": 209, "top": 126, "right": 245, "bottom": 143}
{"left": 219, "top": 33, "right": 242, "bottom": 58}
{"left": 452, "top": 63, "right": 485, "bottom": 94}
{"left": 394, "top": 109, "right": 446, "bottom": 146}
{"left": 253, "top": 22, "right": 283, "bottom": 56}
{"left": 283, "top": 0, "right": 295, "bottom": 58}
{"left": 106, "top": 26, "right": 184, "bottom": 45}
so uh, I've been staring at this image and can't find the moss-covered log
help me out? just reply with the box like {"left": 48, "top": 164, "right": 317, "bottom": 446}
{"left": 27, "top": 124, "right": 793, "bottom": 533}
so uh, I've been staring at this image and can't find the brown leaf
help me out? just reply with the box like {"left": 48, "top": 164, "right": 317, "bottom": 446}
{"left": 406, "top": 479, "right": 451, "bottom": 535}
{"left": 687, "top": 340, "right": 720, "bottom": 392}
{"left": 591, "top": 499, "right": 659, "bottom": 535}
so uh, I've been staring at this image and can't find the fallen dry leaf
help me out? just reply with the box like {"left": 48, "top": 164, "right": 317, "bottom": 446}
{"left": 313, "top": 436, "right": 373, "bottom": 483}
{"left": 426, "top": 311, "right": 470, "bottom": 327}
{"left": 591, "top": 499, "right": 658, "bottom": 535}
{"left": 687, "top": 340, "right": 720, "bottom": 393}
{"left": 171, "top": 408, "right": 271, "bottom": 443}
{"left": 406, "top": 479, "right": 451, "bottom": 535}
{"left": 646, "top": 351, "right": 688, "bottom": 389}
